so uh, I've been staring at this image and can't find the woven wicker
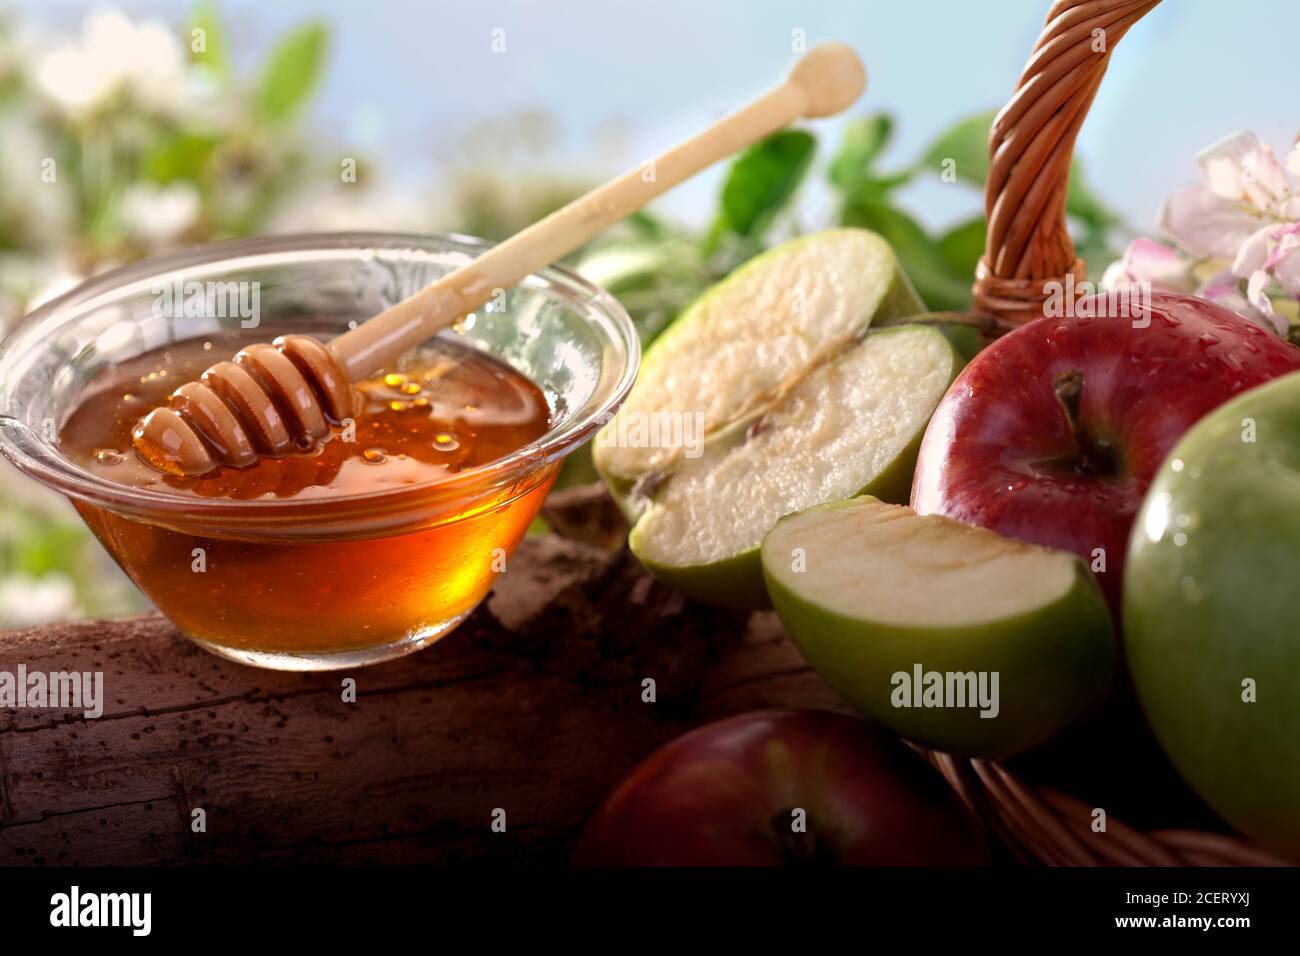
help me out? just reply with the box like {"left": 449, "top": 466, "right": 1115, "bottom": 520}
{"left": 931, "top": 0, "right": 1292, "bottom": 865}
{"left": 974, "top": 0, "right": 1159, "bottom": 322}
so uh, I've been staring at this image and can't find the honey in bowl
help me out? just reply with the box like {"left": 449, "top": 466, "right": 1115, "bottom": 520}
{"left": 57, "top": 329, "right": 554, "bottom": 668}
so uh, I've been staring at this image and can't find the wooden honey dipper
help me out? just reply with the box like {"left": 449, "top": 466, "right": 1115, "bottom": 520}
{"left": 132, "top": 43, "right": 866, "bottom": 477}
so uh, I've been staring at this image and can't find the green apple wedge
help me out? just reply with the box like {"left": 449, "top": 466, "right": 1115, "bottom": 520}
{"left": 594, "top": 228, "right": 948, "bottom": 608}
{"left": 1125, "top": 370, "right": 1300, "bottom": 860}
{"left": 762, "top": 497, "right": 1116, "bottom": 758}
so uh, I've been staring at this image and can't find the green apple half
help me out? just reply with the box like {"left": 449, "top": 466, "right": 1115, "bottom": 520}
{"left": 1125, "top": 370, "right": 1300, "bottom": 860}
{"left": 762, "top": 497, "right": 1115, "bottom": 758}
{"left": 595, "top": 229, "right": 950, "bottom": 607}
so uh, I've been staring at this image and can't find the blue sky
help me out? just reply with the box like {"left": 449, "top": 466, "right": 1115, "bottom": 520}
{"left": 13, "top": 0, "right": 1299, "bottom": 234}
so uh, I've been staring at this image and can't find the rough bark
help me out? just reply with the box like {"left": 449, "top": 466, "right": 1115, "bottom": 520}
{"left": 0, "top": 533, "right": 845, "bottom": 866}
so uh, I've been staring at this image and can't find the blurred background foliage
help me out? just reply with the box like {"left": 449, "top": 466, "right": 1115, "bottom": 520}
{"left": 0, "top": 4, "right": 1127, "bottom": 626}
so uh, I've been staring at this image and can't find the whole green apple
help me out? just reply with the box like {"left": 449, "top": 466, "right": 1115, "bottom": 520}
{"left": 1125, "top": 369, "right": 1300, "bottom": 860}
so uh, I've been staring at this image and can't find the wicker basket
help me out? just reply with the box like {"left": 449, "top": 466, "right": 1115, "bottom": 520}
{"left": 923, "top": 0, "right": 1291, "bottom": 866}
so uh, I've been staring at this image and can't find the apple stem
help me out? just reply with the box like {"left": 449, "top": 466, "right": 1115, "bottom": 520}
{"left": 1053, "top": 370, "right": 1116, "bottom": 476}
{"left": 771, "top": 808, "right": 833, "bottom": 865}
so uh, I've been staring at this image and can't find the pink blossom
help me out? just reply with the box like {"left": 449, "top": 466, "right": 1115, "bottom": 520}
{"left": 1100, "top": 237, "right": 1194, "bottom": 292}
{"left": 1106, "top": 131, "right": 1300, "bottom": 337}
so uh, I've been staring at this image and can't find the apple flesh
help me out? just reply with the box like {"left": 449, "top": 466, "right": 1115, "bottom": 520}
{"left": 597, "top": 228, "right": 923, "bottom": 497}
{"left": 1125, "top": 370, "right": 1300, "bottom": 860}
{"left": 763, "top": 497, "right": 1114, "bottom": 758}
{"left": 911, "top": 293, "right": 1300, "bottom": 613}
{"left": 628, "top": 324, "right": 962, "bottom": 607}
{"left": 595, "top": 228, "right": 958, "bottom": 608}
{"left": 573, "top": 709, "right": 991, "bottom": 866}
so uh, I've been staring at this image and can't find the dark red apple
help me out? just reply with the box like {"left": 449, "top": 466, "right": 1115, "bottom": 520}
{"left": 911, "top": 292, "right": 1300, "bottom": 612}
{"left": 573, "top": 710, "right": 990, "bottom": 866}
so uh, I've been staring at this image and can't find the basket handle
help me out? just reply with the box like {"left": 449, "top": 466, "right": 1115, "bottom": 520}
{"left": 972, "top": 0, "right": 1162, "bottom": 323}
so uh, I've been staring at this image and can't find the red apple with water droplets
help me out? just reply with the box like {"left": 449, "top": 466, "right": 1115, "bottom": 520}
{"left": 911, "top": 292, "right": 1300, "bottom": 613}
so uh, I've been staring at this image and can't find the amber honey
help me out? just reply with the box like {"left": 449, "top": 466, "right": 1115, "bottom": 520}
{"left": 58, "top": 330, "right": 554, "bottom": 666}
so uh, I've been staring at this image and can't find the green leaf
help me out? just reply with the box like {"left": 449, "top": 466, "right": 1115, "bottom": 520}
{"left": 839, "top": 200, "right": 973, "bottom": 312}
{"left": 1066, "top": 167, "right": 1118, "bottom": 233}
{"left": 829, "top": 113, "right": 896, "bottom": 191}
{"left": 254, "top": 22, "right": 329, "bottom": 125}
{"left": 916, "top": 110, "right": 996, "bottom": 186}
{"left": 705, "top": 130, "right": 815, "bottom": 254}
{"left": 189, "top": 0, "right": 230, "bottom": 79}
{"left": 13, "top": 521, "right": 87, "bottom": 577}
{"left": 835, "top": 171, "right": 914, "bottom": 208}
{"left": 144, "top": 132, "right": 218, "bottom": 184}
{"left": 578, "top": 235, "right": 713, "bottom": 344}
{"left": 1073, "top": 230, "right": 1122, "bottom": 282}
{"left": 936, "top": 216, "right": 986, "bottom": 278}
{"left": 915, "top": 109, "right": 1122, "bottom": 232}
{"left": 625, "top": 210, "right": 670, "bottom": 240}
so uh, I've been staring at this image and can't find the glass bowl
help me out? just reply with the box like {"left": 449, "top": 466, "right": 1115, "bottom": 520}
{"left": 0, "top": 232, "right": 639, "bottom": 670}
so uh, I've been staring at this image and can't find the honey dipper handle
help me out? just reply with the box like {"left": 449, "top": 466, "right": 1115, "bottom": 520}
{"left": 328, "top": 42, "right": 866, "bottom": 379}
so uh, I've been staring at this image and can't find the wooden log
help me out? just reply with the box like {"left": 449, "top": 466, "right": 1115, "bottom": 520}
{"left": 0, "top": 534, "right": 845, "bottom": 866}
